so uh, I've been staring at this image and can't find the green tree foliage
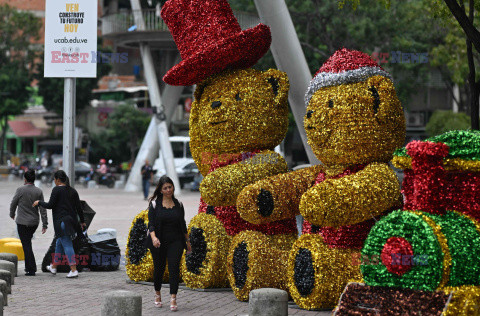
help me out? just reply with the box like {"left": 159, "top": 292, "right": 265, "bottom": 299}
{"left": 36, "top": 39, "right": 113, "bottom": 115}
{"left": 89, "top": 103, "right": 150, "bottom": 164}
{"left": 230, "top": 0, "right": 443, "bottom": 108}
{"left": 427, "top": 0, "right": 480, "bottom": 130}
{"left": 0, "top": 4, "right": 41, "bottom": 162}
{"left": 427, "top": 0, "right": 480, "bottom": 85}
{"left": 426, "top": 110, "right": 471, "bottom": 136}
{"left": 342, "top": 0, "right": 480, "bottom": 128}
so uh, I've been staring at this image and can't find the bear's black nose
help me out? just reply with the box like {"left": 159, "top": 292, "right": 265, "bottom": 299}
{"left": 211, "top": 101, "right": 222, "bottom": 109}
{"left": 306, "top": 110, "right": 314, "bottom": 119}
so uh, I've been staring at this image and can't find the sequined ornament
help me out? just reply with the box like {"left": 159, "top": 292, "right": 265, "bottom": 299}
{"left": 237, "top": 165, "right": 324, "bottom": 224}
{"left": 126, "top": 210, "right": 154, "bottom": 282}
{"left": 161, "top": 0, "right": 272, "bottom": 86}
{"left": 225, "top": 48, "right": 405, "bottom": 310}
{"left": 190, "top": 68, "right": 289, "bottom": 176}
{"left": 184, "top": 67, "right": 298, "bottom": 294}
{"left": 334, "top": 282, "right": 450, "bottom": 315}
{"left": 287, "top": 234, "right": 362, "bottom": 310}
{"left": 392, "top": 131, "right": 480, "bottom": 221}
{"left": 125, "top": 210, "right": 175, "bottom": 283}
{"left": 393, "top": 130, "right": 480, "bottom": 167}
{"left": 181, "top": 213, "right": 230, "bottom": 288}
{"left": 227, "top": 231, "right": 297, "bottom": 301}
{"left": 362, "top": 210, "right": 480, "bottom": 290}
{"left": 443, "top": 285, "right": 480, "bottom": 316}
{"left": 335, "top": 283, "right": 480, "bottom": 315}
{"left": 337, "top": 131, "right": 480, "bottom": 314}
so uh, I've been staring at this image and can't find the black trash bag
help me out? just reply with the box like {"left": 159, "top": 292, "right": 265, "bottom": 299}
{"left": 41, "top": 232, "right": 91, "bottom": 273}
{"left": 88, "top": 234, "right": 121, "bottom": 271}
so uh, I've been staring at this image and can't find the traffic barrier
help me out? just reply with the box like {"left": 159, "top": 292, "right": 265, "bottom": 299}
{"left": 101, "top": 290, "right": 142, "bottom": 316}
{"left": 248, "top": 288, "right": 288, "bottom": 316}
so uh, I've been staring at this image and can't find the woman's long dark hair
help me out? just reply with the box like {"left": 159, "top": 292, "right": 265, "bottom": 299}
{"left": 54, "top": 170, "right": 69, "bottom": 185}
{"left": 149, "top": 175, "right": 177, "bottom": 205}
{"left": 54, "top": 170, "right": 74, "bottom": 198}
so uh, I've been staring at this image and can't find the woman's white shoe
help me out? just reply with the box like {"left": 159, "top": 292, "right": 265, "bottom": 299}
{"left": 46, "top": 265, "right": 57, "bottom": 275}
{"left": 66, "top": 270, "right": 78, "bottom": 278}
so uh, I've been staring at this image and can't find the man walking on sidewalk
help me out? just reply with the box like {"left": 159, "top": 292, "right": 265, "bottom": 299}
{"left": 10, "top": 169, "right": 48, "bottom": 276}
{"left": 141, "top": 159, "right": 154, "bottom": 200}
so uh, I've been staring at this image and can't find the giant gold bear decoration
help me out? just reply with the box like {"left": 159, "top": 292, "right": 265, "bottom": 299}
{"left": 183, "top": 68, "right": 298, "bottom": 301}
{"left": 237, "top": 48, "right": 406, "bottom": 309}
{"left": 159, "top": 0, "right": 299, "bottom": 301}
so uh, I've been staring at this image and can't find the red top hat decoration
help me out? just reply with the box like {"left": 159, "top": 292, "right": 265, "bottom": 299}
{"left": 161, "top": 0, "right": 272, "bottom": 86}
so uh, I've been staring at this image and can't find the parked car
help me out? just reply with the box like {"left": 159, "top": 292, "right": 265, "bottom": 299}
{"left": 153, "top": 161, "right": 199, "bottom": 189}
{"left": 75, "top": 161, "right": 92, "bottom": 180}
{"left": 188, "top": 171, "right": 203, "bottom": 191}
{"left": 37, "top": 161, "right": 93, "bottom": 184}
{"left": 37, "top": 166, "right": 55, "bottom": 183}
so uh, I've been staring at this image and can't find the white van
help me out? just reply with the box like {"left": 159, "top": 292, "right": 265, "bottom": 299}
{"left": 152, "top": 136, "right": 196, "bottom": 186}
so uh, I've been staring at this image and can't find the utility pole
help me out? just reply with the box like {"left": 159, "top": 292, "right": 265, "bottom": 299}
{"left": 63, "top": 78, "right": 76, "bottom": 187}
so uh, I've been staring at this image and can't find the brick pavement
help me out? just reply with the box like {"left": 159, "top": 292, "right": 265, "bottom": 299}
{"left": 5, "top": 267, "right": 331, "bottom": 315}
{"left": 1, "top": 178, "right": 331, "bottom": 315}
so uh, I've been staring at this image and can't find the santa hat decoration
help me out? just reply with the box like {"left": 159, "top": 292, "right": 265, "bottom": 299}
{"left": 305, "top": 48, "right": 392, "bottom": 105}
{"left": 161, "top": 0, "right": 272, "bottom": 86}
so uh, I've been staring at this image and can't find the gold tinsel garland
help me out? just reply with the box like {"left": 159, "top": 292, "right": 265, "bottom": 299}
{"left": 287, "top": 234, "right": 361, "bottom": 310}
{"left": 304, "top": 75, "right": 405, "bottom": 168}
{"left": 392, "top": 156, "right": 480, "bottom": 172}
{"left": 284, "top": 59, "right": 404, "bottom": 310}
{"left": 200, "top": 151, "right": 288, "bottom": 206}
{"left": 125, "top": 210, "right": 154, "bottom": 282}
{"left": 125, "top": 210, "right": 177, "bottom": 283}
{"left": 226, "top": 231, "right": 296, "bottom": 301}
{"left": 299, "top": 162, "right": 401, "bottom": 228}
{"left": 443, "top": 286, "right": 480, "bottom": 316}
{"left": 237, "top": 165, "right": 324, "bottom": 224}
{"left": 181, "top": 213, "right": 230, "bottom": 288}
{"left": 189, "top": 68, "right": 289, "bottom": 176}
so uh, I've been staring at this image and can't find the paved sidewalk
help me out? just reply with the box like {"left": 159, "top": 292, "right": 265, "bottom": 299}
{"left": 6, "top": 268, "right": 330, "bottom": 315}
{"left": 1, "top": 178, "right": 331, "bottom": 315}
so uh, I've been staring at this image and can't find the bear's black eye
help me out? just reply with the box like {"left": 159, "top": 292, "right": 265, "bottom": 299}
{"left": 328, "top": 100, "right": 334, "bottom": 108}
{"left": 369, "top": 86, "right": 380, "bottom": 114}
{"left": 235, "top": 93, "right": 242, "bottom": 101}
{"left": 267, "top": 77, "right": 279, "bottom": 96}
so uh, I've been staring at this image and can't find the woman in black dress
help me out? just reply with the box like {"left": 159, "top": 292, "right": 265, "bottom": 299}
{"left": 33, "top": 170, "right": 86, "bottom": 278}
{"left": 148, "top": 175, "right": 191, "bottom": 311}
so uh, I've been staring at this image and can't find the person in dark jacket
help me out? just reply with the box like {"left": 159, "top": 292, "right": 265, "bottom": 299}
{"left": 33, "top": 170, "right": 86, "bottom": 278}
{"left": 141, "top": 159, "right": 154, "bottom": 200}
{"left": 10, "top": 169, "right": 48, "bottom": 276}
{"left": 147, "top": 175, "right": 191, "bottom": 311}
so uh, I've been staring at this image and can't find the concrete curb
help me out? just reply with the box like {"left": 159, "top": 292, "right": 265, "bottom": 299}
{"left": 0, "top": 254, "right": 17, "bottom": 277}
{"left": 101, "top": 290, "right": 142, "bottom": 316}
{"left": 0, "top": 271, "right": 10, "bottom": 295}
{"left": 0, "top": 280, "right": 7, "bottom": 306}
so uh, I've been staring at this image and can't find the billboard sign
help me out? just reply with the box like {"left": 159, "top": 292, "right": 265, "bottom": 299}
{"left": 44, "top": 0, "right": 97, "bottom": 77}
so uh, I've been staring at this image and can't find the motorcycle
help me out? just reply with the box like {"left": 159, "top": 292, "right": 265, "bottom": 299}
{"left": 9, "top": 160, "right": 32, "bottom": 178}
{"left": 84, "top": 169, "right": 116, "bottom": 188}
